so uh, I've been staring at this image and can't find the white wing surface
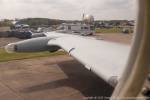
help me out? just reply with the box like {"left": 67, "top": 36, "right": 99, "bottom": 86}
{"left": 45, "top": 32, "right": 130, "bottom": 86}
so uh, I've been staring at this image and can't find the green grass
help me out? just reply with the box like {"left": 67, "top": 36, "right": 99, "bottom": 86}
{"left": 95, "top": 27, "right": 122, "bottom": 33}
{"left": 0, "top": 48, "right": 66, "bottom": 62}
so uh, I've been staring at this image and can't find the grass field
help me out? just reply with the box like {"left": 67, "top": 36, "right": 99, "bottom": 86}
{"left": 0, "top": 48, "right": 66, "bottom": 62}
{"left": 95, "top": 27, "right": 122, "bottom": 33}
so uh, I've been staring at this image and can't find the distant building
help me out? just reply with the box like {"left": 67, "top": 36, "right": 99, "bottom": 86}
{"left": 15, "top": 24, "right": 29, "bottom": 29}
{"left": 56, "top": 23, "right": 94, "bottom": 36}
{"left": 0, "top": 26, "right": 11, "bottom": 37}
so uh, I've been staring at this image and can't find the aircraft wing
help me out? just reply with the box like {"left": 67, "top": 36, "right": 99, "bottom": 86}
{"left": 5, "top": 31, "right": 130, "bottom": 86}
{"left": 45, "top": 32, "right": 130, "bottom": 86}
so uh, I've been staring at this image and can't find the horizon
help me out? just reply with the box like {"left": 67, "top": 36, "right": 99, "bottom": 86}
{"left": 0, "top": 0, "right": 137, "bottom": 20}
{"left": 0, "top": 17, "right": 135, "bottom": 21}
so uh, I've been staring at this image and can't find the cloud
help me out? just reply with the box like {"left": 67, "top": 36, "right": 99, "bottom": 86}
{"left": 0, "top": 0, "right": 137, "bottom": 20}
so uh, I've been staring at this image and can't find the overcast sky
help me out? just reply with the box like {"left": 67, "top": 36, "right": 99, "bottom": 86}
{"left": 0, "top": 0, "right": 137, "bottom": 20}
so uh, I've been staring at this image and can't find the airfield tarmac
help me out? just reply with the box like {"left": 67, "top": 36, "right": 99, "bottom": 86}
{"left": 0, "top": 33, "right": 135, "bottom": 100}
{"left": 0, "top": 56, "right": 113, "bottom": 100}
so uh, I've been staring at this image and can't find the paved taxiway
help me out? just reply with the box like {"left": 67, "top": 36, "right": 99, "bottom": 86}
{"left": 0, "top": 55, "right": 113, "bottom": 100}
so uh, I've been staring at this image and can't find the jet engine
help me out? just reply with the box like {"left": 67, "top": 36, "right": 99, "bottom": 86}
{"left": 5, "top": 37, "right": 60, "bottom": 53}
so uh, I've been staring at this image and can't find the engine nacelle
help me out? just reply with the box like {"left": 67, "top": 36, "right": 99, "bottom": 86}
{"left": 5, "top": 37, "right": 60, "bottom": 53}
